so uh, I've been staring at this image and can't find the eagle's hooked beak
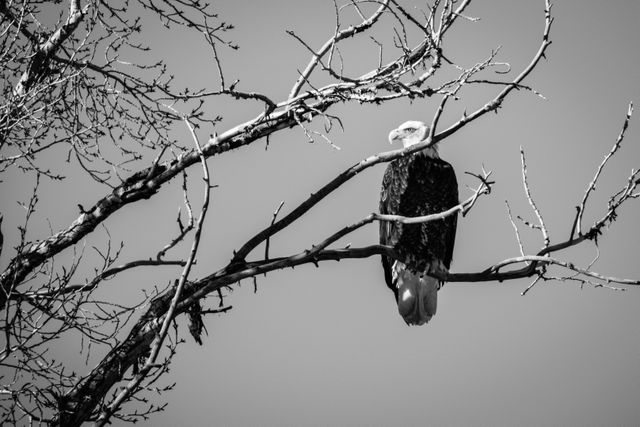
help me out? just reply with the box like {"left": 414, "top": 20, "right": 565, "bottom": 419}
{"left": 388, "top": 128, "right": 400, "bottom": 144}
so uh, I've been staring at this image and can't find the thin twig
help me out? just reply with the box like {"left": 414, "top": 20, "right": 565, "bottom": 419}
{"left": 520, "top": 146, "right": 550, "bottom": 247}
{"left": 265, "top": 201, "right": 285, "bottom": 260}
{"left": 574, "top": 102, "right": 634, "bottom": 237}
{"left": 505, "top": 201, "right": 526, "bottom": 259}
{"left": 521, "top": 275, "right": 542, "bottom": 296}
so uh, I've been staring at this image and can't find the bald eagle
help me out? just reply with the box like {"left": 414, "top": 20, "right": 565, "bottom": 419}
{"left": 379, "top": 121, "right": 458, "bottom": 325}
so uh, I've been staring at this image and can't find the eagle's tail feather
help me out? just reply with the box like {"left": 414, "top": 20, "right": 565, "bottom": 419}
{"left": 393, "top": 261, "right": 438, "bottom": 326}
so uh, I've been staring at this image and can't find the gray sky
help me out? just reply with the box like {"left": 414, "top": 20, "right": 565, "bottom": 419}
{"left": 2, "top": 0, "right": 639, "bottom": 426}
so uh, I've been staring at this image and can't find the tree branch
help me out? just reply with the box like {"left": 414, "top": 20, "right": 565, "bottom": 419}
{"left": 573, "top": 102, "right": 634, "bottom": 238}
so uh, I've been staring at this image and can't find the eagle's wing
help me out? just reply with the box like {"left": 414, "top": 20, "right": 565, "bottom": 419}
{"left": 379, "top": 158, "right": 409, "bottom": 296}
{"left": 442, "top": 161, "right": 458, "bottom": 270}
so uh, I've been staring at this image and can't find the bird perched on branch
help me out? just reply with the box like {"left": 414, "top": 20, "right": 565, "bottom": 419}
{"left": 379, "top": 120, "right": 458, "bottom": 325}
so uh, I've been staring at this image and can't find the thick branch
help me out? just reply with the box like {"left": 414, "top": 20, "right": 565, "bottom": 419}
{"left": 0, "top": 99, "right": 327, "bottom": 310}
{"left": 232, "top": 136, "right": 447, "bottom": 263}
{"left": 12, "top": 1, "right": 88, "bottom": 97}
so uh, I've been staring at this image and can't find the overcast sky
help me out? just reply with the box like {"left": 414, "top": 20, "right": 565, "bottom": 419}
{"left": 3, "top": 0, "right": 639, "bottom": 426}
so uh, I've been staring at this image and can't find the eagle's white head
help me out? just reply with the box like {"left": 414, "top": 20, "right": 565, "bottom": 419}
{"left": 388, "top": 120, "right": 439, "bottom": 158}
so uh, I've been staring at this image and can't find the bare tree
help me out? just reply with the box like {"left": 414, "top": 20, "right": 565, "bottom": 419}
{"left": 0, "top": 0, "right": 637, "bottom": 425}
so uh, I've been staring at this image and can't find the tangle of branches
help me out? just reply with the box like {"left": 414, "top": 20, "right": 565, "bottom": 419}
{"left": 0, "top": 1, "right": 637, "bottom": 425}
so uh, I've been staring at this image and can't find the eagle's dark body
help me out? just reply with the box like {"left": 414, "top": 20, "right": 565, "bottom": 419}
{"left": 379, "top": 151, "right": 458, "bottom": 325}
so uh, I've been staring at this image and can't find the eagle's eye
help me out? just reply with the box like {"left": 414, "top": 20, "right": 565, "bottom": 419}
{"left": 404, "top": 127, "right": 415, "bottom": 132}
